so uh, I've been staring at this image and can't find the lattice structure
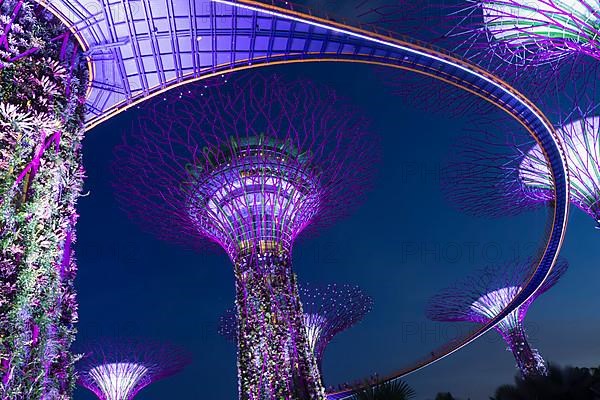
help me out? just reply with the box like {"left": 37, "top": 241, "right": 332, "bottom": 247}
{"left": 354, "top": 0, "right": 448, "bottom": 40}
{"left": 444, "top": 96, "right": 600, "bottom": 229}
{"left": 299, "top": 283, "right": 373, "bottom": 373}
{"left": 458, "top": 1, "right": 600, "bottom": 65}
{"left": 442, "top": 128, "right": 545, "bottom": 218}
{"left": 427, "top": 259, "right": 568, "bottom": 377}
{"left": 113, "top": 75, "right": 377, "bottom": 400}
{"left": 77, "top": 338, "right": 191, "bottom": 400}
{"left": 219, "top": 283, "right": 373, "bottom": 374}
{"left": 519, "top": 115, "right": 600, "bottom": 228}
{"left": 440, "top": 0, "right": 600, "bottom": 94}
{"left": 355, "top": 0, "right": 599, "bottom": 117}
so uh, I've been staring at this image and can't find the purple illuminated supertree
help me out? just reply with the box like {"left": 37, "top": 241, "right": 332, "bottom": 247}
{"left": 77, "top": 339, "right": 191, "bottom": 400}
{"left": 351, "top": 1, "right": 530, "bottom": 124}
{"left": 444, "top": 0, "right": 600, "bottom": 66}
{"left": 356, "top": 1, "right": 600, "bottom": 117}
{"left": 443, "top": 96, "right": 600, "bottom": 229}
{"left": 427, "top": 259, "right": 568, "bottom": 377}
{"left": 218, "top": 283, "right": 373, "bottom": 375}
{"left": 516, "top": 113, "right": 600, "bottom": 228}
{"left": 300, "top": 283, "right": 373, "bottom": 374}
{"left": 113, "top": 75, "right": 377, "bottom": 400}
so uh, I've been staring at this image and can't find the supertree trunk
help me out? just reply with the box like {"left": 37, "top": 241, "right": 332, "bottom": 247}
{"left": 234, "top": 248, "right": 326, "bottom": 400}
{"left": 505, "top": 325, "right": 548, "bottom": 378}
{"left": 0, "top": 1, "right": 88, "bottom": 398}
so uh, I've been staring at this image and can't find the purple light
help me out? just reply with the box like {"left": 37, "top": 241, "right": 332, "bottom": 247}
{"left": 358, "top": 1, "right": 600, "bottom": 99}
{"left": 444, "top": 110, "right": 600, "bottom": 228}
{"left": 470, "top": 286, "right": 521, "bottom": 333}
{"left": 427, "top": 259, "right": 568, "bottom": 377}
{"left": 304, "top": 313, "right": 328, "bottom": 357}
{"left": 113, "top": 75, "right": 376, "bottom": 258}
{"left": 186, "top": 134, "right": 321, "bottom": 258}
{"left": 441, "top": 129, "right": 543, "bottom": 218}
{"left": 518, "top": 116, "right": 600, "bottom": 227}
{"left": 426, "top": 0, "right": 600, "bottom": 67}
{"left": 0, "top": 0, "right": 88, "bottom": 397}
{"left": 88, "top": 363, "right": 149, "bottom": 400}
{"left": 478, "top": 0, "right": 600, "bottom": 64}
{"left": 299, "top": 283, "right": 374, "bottom": 373}
{"left": 219, "top": 283, "right": 373, "bottom": 376}
{"left": 77, "top": 339, "right": 191, "bottom": 400}
{"left": 113, "top": 75, "right": 377, "bottom": 399}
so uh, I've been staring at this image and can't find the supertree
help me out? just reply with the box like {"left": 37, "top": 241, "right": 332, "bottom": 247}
{"left": 356, "top": 1, "right": 600, "bottom": 119}
{"left": 442, "top": 89, "right": 600, "bottom": 230}
{"left": 0, "top": 1, "right": 88, "bottom": 397}
{"left": 112, "top": 75, "right": 377, "bottom": 400}
{"left": 348, "top": 1, "right": 523, "bottom": 125}
{"left": 77, "top": 338, "right": 191, "bottom": 400}
{"left": 517, "top": 114, "right": 600, "bottom": 227}
{"left": 445, "top": 0, "right": 600, "bottom": 66}
{"left": 300, "top": 283, "right": 373, "bottom": 374}
{"left": 218, "top": 283, "right": 374, "bottom": 375}
{"left": 426, "top": 259, "right": 568, "bottom": 377}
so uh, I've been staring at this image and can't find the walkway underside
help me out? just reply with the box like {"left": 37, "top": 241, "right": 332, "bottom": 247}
{"left": 34, "top": 0, "right": 570, "bottom": 397}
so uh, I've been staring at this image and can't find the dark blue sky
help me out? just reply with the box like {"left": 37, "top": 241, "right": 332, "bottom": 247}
{"left": 73, "top": 27, "right": 600, "bottom": 400}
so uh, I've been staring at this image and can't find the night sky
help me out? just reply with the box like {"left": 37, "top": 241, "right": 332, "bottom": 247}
{"left": 73, "top": 2, "right": 600, "bottom": 400}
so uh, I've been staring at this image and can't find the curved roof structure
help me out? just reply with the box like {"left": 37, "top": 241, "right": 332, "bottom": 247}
{"left": 35, "top": 0, "right": 570, "bottom": 396}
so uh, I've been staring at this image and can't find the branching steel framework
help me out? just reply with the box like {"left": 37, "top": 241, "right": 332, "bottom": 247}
{"left": 16, "top": 0, "right": 571, "bottom": 397}
{"left": 77, "top": 339, "right": 191, "bottom": 400}
{"left": 519, "top": 115, "right": 600, "bottom": 228}
{"left": 446, "top": 1, "right": 600, "bottom": 67}
{"left": 444, "top": 92, "right": 600, "bottom": 230}
{"left": 353, "top": 1, "right": 600, "bottom": 119}
{"left": 300, "top": 283, "right": 373, "bottom": 375}
{"left": 427, "top": 259, "right": 568, "bottom": 377}
{"left": 113, "top": 77, "right": 377, "bottom": 400}
{"left": 219, "top": 283, "right": 373, "bottom": 376}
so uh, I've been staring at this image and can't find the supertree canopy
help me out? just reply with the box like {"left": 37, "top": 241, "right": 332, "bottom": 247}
{"left": 482, "top": 1, "right": 600, "bottom": 62}
{"left": 441, "top": 128, "right": 542, "bottom": 218}
{"left": 218, "top": 283, "right": 373, "bottom": 374}
{"left": 298, "top": 283, "right": 373, "bottom": 373}
{"left": 0, "top": 1, "right": 88, "bottom": 397}
{"left": 113, "top": 75, "right": 377, "bottom": 400}
{"left": 518, "top": 115, "right": 600, "bottom": 227}
{"left": 77, "top": 339, "right": 191, "bottom": 400}
{"left": 427, "top": 259, "right": 568, "bottom": 377}
{"left": 452, "top": 0, "right": 600, "bottom": 65}
{"left": 443, "top": 103, "right": 600, "bottom": 228}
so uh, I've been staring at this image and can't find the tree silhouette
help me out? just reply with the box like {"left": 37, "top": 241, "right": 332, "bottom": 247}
{"left": 491, "top": 364, "right": 600, "bottom": 400}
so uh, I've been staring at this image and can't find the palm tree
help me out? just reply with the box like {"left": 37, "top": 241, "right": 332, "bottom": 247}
{"left": 352, "top": 380, "right": 416, "bottom": 400}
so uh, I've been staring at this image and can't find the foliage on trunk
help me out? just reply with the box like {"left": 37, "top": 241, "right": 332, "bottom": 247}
{"left": 0, "top": 1, "right": 88, "bottom": 398}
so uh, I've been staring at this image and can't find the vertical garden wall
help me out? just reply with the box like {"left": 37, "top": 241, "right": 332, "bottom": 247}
{"left": 0, "top": 1, "right": 88, "bottom": 397}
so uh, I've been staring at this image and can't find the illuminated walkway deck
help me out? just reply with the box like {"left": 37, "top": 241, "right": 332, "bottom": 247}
{"left": 36, "top": 0, "right": 570, "bottom": 396}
